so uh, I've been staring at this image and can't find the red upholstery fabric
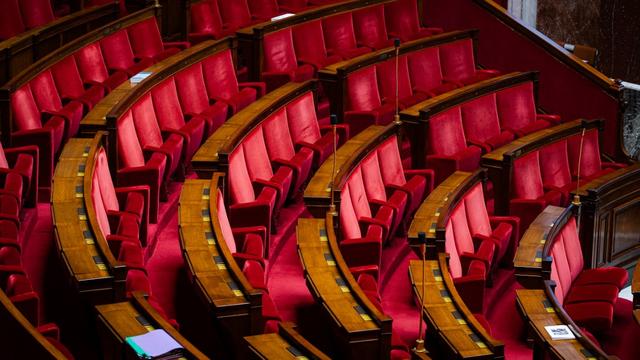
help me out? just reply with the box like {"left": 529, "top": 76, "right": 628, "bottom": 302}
{"left": 345, "top": 167, "right": 394, "bottom": 243}
{"left": 439, "top": 39, "right": 498, "bottom": 85}
{"left": 407, "top": 47, "right": 458, "bottom": 97}
{"left": 75, "top": 42, "right": 128, "bottom": 92}
{"left": 217, "top": 190, "right": 265, "bottom": 265}
{"left": 567, "top": 129, "right": 625, "bottom": 181}
{"left": 100, "top": 30, "right": 153, "bottom": 76}
{"left": 277, "top": 0, "right": 309, "bottom": 12}
{"left": 128, "top": 17, "right": 185, "bottom": 62}
{"left": 495, "top": 82, "right": 558, "bottom": 137}
{"left": 292, "top": 20, "right": 342, "bottom": 70}
{"left": 51, "top": 56, "right": 105, "bottom": 113}
{"left": 352, "top": 5, "right": 394, "bottom": 50}
{"left": 426, "top": 108, "right": 482, "bottom": 185}
{"left": 262, "top": 28, "right": 315, "bottom": 92}
{"left": 189, "top": 0, "right": 232, "bottom": 43}
{"left": 248, "top": 0, "right": 282, "bottom": 20}
{"left": 0, "top": 0, "right": 25, "bottom": 40}
{"left": 376, "top": 55, "right": 428, "bottom": 109}
{"left": 539, "top": 139, "right": 573, "bottom": 204}
{"left": 218, "top": 0, "right": 260, "bottom": 31}
{"left": 344, "top": 66, "right": 395, "bottom": 135}
{"left": 461, "top": 94, "right": 514, "bottom": 153}
{"left": 384, "top": 0, "right": 443, "bottom": 41}
{"left": 322, "top": 13, "right": 371, "bottom": 60}
{"left": 20, "top": 0, "right": 55, "bottom": 29}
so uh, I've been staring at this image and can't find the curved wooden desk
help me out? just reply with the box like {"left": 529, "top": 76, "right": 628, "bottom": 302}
{"left": 409, "top": 255, "right": 504, "bottom": 359}
{"left": 297, "top": 214, "right": 391, "bottom": 359}
{"left": 244, "top": 322, "right": 330, "bottom": 360}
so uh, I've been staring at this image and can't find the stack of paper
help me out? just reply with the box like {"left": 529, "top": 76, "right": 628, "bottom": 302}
{"left": 125, "top": 329, "right": 185, "bottom": 359}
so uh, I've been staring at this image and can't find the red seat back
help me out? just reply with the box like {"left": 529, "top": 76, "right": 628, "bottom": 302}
{"left": 262, "top": 109, "right": 295, "bottom": 162}
{"left": 151, "top": 78, "right": 187, "bottom": 130}
{"left": 0, "top": 143, "right": 8, "bottom": 169}
{"left": 322, "top": 13, "right": 358, "bottom": 52}
{"left": 91, "top": 164, "right": 112, "bottom": 236}
{"left": 11, "top": 85, "right": 43, "bottom": 131}
{"left": 550, "top": 233, "right": 571, "bottom": 305}
{"left": 128, "top": 17, "right": 165, "bottom": 60}
{"left": 539, "top": 139, "right": 571, "bottom": 189}
{"left": 450, "top": 202, "right": 475, "bottom": 257}
{"left": 75, "top": 42, "right": 112, "bottom": 84}
{"left": 20, "top": 0, "right": 55, "bottom": 29}
{"left": 228, "top": 146, "right": 257, "bottom": 204}
{"left": 285, "top": 92, "right": 321, "bottom": 144}
{"left": 218, "top": 0, "right": 253, "bottom": 30}
{"left": 216, "top": 189, "right": 237, "bottom": 253}
{"left": 100, "top": 30, "right": 136, "bottom": 71}
{"left": 242, "top": 127, "right": 275, "bottom": 181}
{"left": 407, "top": 47, "right": 444, "bottom": 93}
{"left": 511, "top": 151, "right": 544, "bottom": 200}
{"left": 384, "top": 0, "right": 422, "bottom": 39}
{"left": 496, "top": 82, "right": 537, "bottom": 132}
{"left": 360, "top": 151, "right": 387, "bottom": 202}
{"left": 292, "top": 20, "right": 329, "bottom": 65}
{"left": 427, "top": 107, "right": 467, "bottom": 156}
{"left": 439, "top": 39, "right": 477, "bottom": 83}
{"left": 352, "top": 5, "right": 388, "bottom": 48}
{"left": 460, "top": 94, "right": 502, "bottom": 144}
{"left": 346, "top": 66, "right": 382, "bottom": 112}
{"left": 131, "top": 94, "right": 164, "bottom": 149}
{"left": 51, "top": 56, "right": 86, "bottom": 100}
{"left": 190, "top": 0, "right": 224, "bottom": 37}
{"left": 174, "top": 63, "right": 211, "bottom": 116}
{"left": 117, "top": 111, "right": 146, "bottom": 168}
{"left": 376, "top": 136, "right": 406, "bottom": 186}
{"left": 248, "top": 0, "right": 280, "bottom": 18}
{"left": 263, "top": 28, "right": 298, "bottom": 73}
{"left": 340, "top": 185, "right": 362, "bottom": 239}
{"left": 346, "top": 167, "right": 373, "bottom": 220}
{"left": 567, "top": 129, "right": 602, "bottom": 179}
{"left": 376, "top": 55, "right": 413, "bottom": 103}
{"left": 95, "top": 148, "right": 119, "bottom": 213}
{"left": 30, "top": 70, "right": 64, "bottom": 114}
{"left": 463, "top": 183, "right": 492, "bottom": 238}
{"left": 445, "top": 221, "right": 462, "bottom": 278}
{"left": 0, "top": 0, "right": 25, "bottom": 40}
{"left": 278, "top": 0, "right": 307, "bottom": 10}
{"left": 202, "top": 50, "right": 240, "bottom": 100}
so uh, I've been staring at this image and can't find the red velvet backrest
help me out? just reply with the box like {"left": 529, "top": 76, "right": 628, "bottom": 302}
{"left": 407, "top": 47, "right": 444, "bottom": 92}
{"left": 242, "top": 126, "right": 275, "bottom": 181}
{"left": 384, "top": 0, "right": 421, "bottom": 38}
{"left": 247, "top": 0, "right": 280, "bottom": 18}
{"left": 346, "top": 167, "right": 373, "bottom": 219}
{"left": 0, "top": 143, "right": 8, "bottom": 169}
{"left": 91, "top": 164, "right": 112, "bottom": 236}
{"left": 322, "top": 13, "right": 358, "bottom": 52}
{"left": 190, "top": 0, "right": 224, "bottom": 36}
{"left": 131, "top": 94, "right": 163, "bottom": 148}
{"left": 11, "top": 85, "right": 43, "bottom": 131}
{"left": 117, "top": 111, "right": 146, "bottom": 168}
{"left": 511, "top": 151, "right": 544, "bottom": 200}
{"left": 340, "top": 184, "right": 363, "bottom": 239}
{"left": 278, "top": 0, "right": 307, "bottom": 9}
{"left": 376, "top": 55, "right": 413, "bottom": 102}
{"left": 216, "top": 189, "right": 237, "bottom": 253}
{"left": 75, "top": 42, "right": 111, "bottom": 83}
{"left": 96, "top": 148, "right": 119, "bottom": 212}
{"left": 218, "top": 0, "right": 252, "bottom": 30}
{"left": 567, "top": 129, "right": 602, "bottom": 179}
{"left": 262, "top": 109, "right": 296, "bottom": 161}
{"left": 292, "top": 20, "right": 328, "bottom": 64}
{"left": 228, "top": 146, "right": 257, "bottom": 203}
{"left": 174, "top": 63, "right": 211, "bottom": 116}
{"left": 20, "top": 0, "right": 55, "bottom": 29}
{"left": 495, "top": 82, "right": 537, "bottom": 132}
{"left": 30, "top": 70, "right": 64, "bottom": 113}
{"left": 539, "top": 139, "right": 572, "bottom": 189}
{"left": 127, "top": 17, "right": 165, "bottom": 60}
{"left": 549, "top": 245, "right": 565, "bottom": 305}
{"left": 460, "top": 93, "right": 502, "bottom": 144}
{"left": 439, "top": 39, "right": 476, "bottom": 83}
{"left": 463, "top": 183, "right": 492, "bottom": 238}
{"left": 352, "top": 5, "right": 388, "bottom": 48}
{"left": 285, "top": 91, "right": 321, "bottom": 144}
{"left": 51, "top": 56, "right": 86, "bottom": 99}
{"left": 0, "top": 0, "right": 25, "bottom": 40}
{"left": 263, "top": 28, "right": 298, "bottom": 73}
{"left": 450, "top": 202, "right": 475, "bottom": 257}
{"left": 202, "top": 49, "right": 240, "bottom": 100}
{"left": 559, "top": 217, "right": 584, "bottom": 282}
{"left": 376, "top": 136, "right": 407, "bottom": 186}
{"left": 427, "top": 107, "right": 467, "bottom": 156}
{"left": 550, "top": 234, "right": 572, "bottom": 304}
{"left": 445, "top": 220, "right": 462, "bottom": 278}
{"left": 151, "top": 78, "right": 186, "bottom": 130}
{"left": 100, "top": 29, "right": 136, "bottom": 70}
{"left": 346, "top": 66, "right": 382, "bottom": 111}
{"left": 360, "top": 151, "right": 387, "bottom": 202}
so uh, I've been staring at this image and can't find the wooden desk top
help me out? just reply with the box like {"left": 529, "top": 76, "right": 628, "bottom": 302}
{"left": 514, "top": 206, "right": 565, "bottom": 271}
{"left": 572, "top": 162, "right": 640, "bottom": 198}
{"left": 409, "top": 256, "right": 503, "bottom": 358}
{"left": 95, "top": 292, "right": 208, "bottom": 359}
{"left": 244, "top": 323, "right": 329, "bottom": 359}
{"left": 633, "top": 259, "right": 640, "bottom": 310}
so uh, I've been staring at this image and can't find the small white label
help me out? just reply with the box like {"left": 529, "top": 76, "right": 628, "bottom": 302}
{"left": 544, "top": 325, "right": 575, "bottom": 340}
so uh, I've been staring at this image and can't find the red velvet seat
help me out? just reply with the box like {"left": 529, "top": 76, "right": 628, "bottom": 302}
{"left": 461, "top": 94, "right": 515, "bottom": 153}
{"left": 51, "top": 56, "right": 105, "bottom": 114}
{"left": 439, "top": 39, "right": 499, "bottom": 86}
{"left": 242, "top": 127, "right": 294, "bottom": 210}
{"left": 74, "top": 42, "right": 129, "bottom": 93}
{"left": 100, "top": 30, "right": 154, "bottom": 77}
{"left": 450, "top": 202, "right": 496, "bottom": 275}
{"left": 277, "top": 0, "right": 310, "bottom": 12}
{"left": 345, "top": 167, "right": 394, "bottom": 244}
{"left": 0, "top": 0, "right": 25, "bottom": 40}
{"left": 377, "top": 55, "right": 430, "bottom": 109}
{"left": 0, "top": 142, "right": 37, "bottom": 207}
{"left": 228, "top": 146, "right": 278, "bottom": 236}
{"left": 116, "top": 111, "right": 168, "bottom": 223}
{"left": 242, "top": 259, "right": 282, "bottom": 328}
{"left": 5, "top": 274, "right": 52, "bottom": 330}
{"left": 344, "top": 66, "right": 395, "bottom": 135}
{"left": 567, "top": 129, "right": 626, "bottom": 183}
{"left": 322, "top": 13, "right": 371, "bottom": 60}
{"left": 292, "top": 20, "right": 342, "bottom": 70}
{"left": 352, "top": 5, "right": 394, "bottom": 50}
{"left": 463, "top": 183, "right": 519, "bottom": 266}
{"left": 201, "top": 50, "right": 265, "bottom": 117}
{"left": 444, "top": 219, "right": 486, "bottom": 313}
{"left": 10, "top": 84, "right": 65, "bottom": 191}
{"left": 262, "top": 28, "right": 315, "bottom": 92}
{"left": 509, "top": 151, "right": 563, "bottom": 231}
{"left": 217, "top": 190, "right": 266, "bottom": 266}
{"left": 496, "top": 82, "right": 560, "bottom": 136}
{"left": 189, "top": 0, "right": 233, "bottom": 43}
{"left": 218, "top": 0, "right": 261, "bottom": 31}
{"left": 248, "top": 0, "right": 282, "bottom": 19}
{"left": 262, "top": 109, "right": 314, "bottom": 194}
{"left": 20, "top": 0, "right": 56, "bottom": 29}
{"left": 30, "top": 70, "right": 84, "bottom": 140}
{"left": 426, "top": 108, "right": 482, "bottom": 185}
{"left": 539, "top": 139, "right": 574, "bottom": 204}
{"left": 407, "top": 47, "right": 458, "bottom": 97}
{"left": 151, "top": 78, "right": 206, "bottom": 163}
{"left": 384, "top": 0, "right": 443, "bottom": 41}
{"left": 127, "top": 17, "right": 189, "bottom": 63}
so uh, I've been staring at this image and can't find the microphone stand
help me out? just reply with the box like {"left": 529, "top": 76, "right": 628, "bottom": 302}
{"left": 328, "top": 114, "right": 338, "bottom": 216}
{"left": 393, "top": 38, "right": 402, "bottom": 126}
{"left": 572, "top": 128, "right": 586, "bottom": 229}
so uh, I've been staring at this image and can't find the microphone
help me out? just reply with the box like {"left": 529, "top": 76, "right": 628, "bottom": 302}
{"left": 572, "top": 128, "right": 586, "bottom": 229}
{"left": 413, "top": 231, "right": 427, "bottom": 353}
{"left": 394, "top": 38, "right": 402, "bottom": 126}
{"left": 329, "top": 114, "right": 338, "bottom": 216}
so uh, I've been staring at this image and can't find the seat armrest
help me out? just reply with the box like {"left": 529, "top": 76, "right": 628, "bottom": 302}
{"left": 453, "top": 271, "right": 486, "bottom": 313}
{"left": 339, "top": 237, "right": 381, "bottom": 269}
{"left": 467, "top": 139, "right": 492, "bottom": 154}
{"left": 239, "top": 82, "right": 267, "bottom": 97}
{"left": 536, "top": 113, "right": 561, "bottom": 124}
{"left": 163, "top": 41, "right": 190, "bottom": 50}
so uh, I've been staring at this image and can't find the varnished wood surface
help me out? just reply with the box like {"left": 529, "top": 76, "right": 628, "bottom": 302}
{"left": 244, "top": 322, "right": 330, "bottom": 360}
{"left": 632, "top": 252, "right": 640, "bottom": 310}
{"left": 409, "top": 255, "right": 503, "bottom": 359}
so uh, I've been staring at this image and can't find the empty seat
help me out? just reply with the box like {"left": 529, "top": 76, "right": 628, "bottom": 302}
{"left": 344, "top": 66, "right": 395, "bottom": 135}
{"left": 292, "top": 20, "right": 342, "bottom": 70}
{"left": 201, "top": 50, "right": 265, "bottom": 117}
{"left": 248, "top": 0, "right": 282, "bottom": 19}
{"left": 261, "top": 28, "right": 315, "bottom": 92}
{"left": 384, "top": 0, "right": 443, "bottom": 41}
{"left": 352, "top": 5, "right": 394, "bottom": 50}
{"left": 376, "top": 55, "right": 429, "bottom": 109}
{"left": 567, "top": 129, "right": 625, "bottom": 182}
{"left": 0, "top": 0, "right": 26, "bottom": 40}
{"left": 407, "top": 47, "right": 458, "bottom": 97}
{"left": 460, "top": 94, "right": 515, "bottom": 153}
{"left": 20, "top": 0, "right": 56, "bottom": 29}
{"left": 322, "top": 13, "right": 371, "bottom": 60}
{"left": 51, "top": 56, "right": 105, "bottom": 113}
{"left": 74, "top": 42, "right": 129, "bottom": 93}
{"left": 539, "top": 139, "right": 574, "bottom": 204}
{"left": 262, "top": 109, "right": 314, "bottom": 194}
{"left": 439, "top": 39, "right": 499, "bottom": 86}
{"left": 218, "top": 0, "right": 261, "bottom": 31}
{"left": 426, "top": 108, "right": 482, "bottom": 185}
{"left": 127, "top": 17, "right": 189, "bottom": 62}
{"left": 116, "top": 111, "right": 168, "bottom": 223}
{"left": 496, "top": 82, "right": 560, "bottom": 136}
{"left": 0, "top": 142, "right": 37, "bottom": 207}
{"left": 151, "top": 78, "right": 206, "bottom": 163}
{"left": 100, "top": 30, "right": 153, "bottom": 76}
{"left": 189, "top": 0, "right": 233, "bottom": 43}
{"left": 217, "top": 190, "right": 266, "bottom": 266}
{"left": 510, "top": 151, "right": 563, "bottom": 231}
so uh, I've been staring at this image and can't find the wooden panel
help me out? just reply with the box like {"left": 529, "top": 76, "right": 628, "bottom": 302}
{"left": 244, "top": 323, "right": 330, "bottom": 359}
{"left": 633, "top": 260, "right": 640, "bottom": 309}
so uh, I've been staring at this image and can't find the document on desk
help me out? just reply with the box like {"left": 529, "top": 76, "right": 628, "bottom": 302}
{"left": 125, "top": 329, "right": 184, "bottom": 359}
